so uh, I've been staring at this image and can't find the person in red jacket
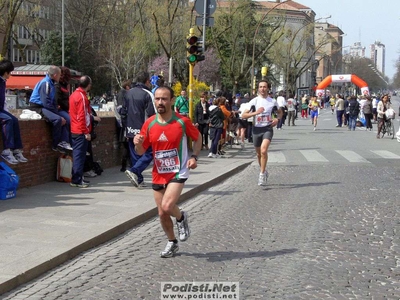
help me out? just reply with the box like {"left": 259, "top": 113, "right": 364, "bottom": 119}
{"left": 69, "top": 76, "right": 93, "bottom": 188}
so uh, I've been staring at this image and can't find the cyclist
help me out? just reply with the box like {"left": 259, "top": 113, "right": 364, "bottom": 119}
{"left": 376, "top": 94, "right": 393, "bottom": 139}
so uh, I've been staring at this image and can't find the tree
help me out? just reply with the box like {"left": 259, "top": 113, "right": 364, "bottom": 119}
{"left": 195, "top": 48, "right": 221, "bottom": 86}
{"left": 0, "top": 0, "right": 29, "bottom": 58}
{"left": 392, "top": 57, "right": 400, "bottom": 89}
{"left": 208, "top": 0, "right": 284, "bottom": 94}
{"left": 148, "top": 54, "right": 170, "bottom": 83}
{"left": 40, "top": 31, "right": 79, "bottom": 68}
{"left": 269, "top": 21, "right": 332, "bottom": 95}
{"left": 345, "top": 57, "right": 389, "bottom": 93}
{"left": 147, "top": 0, "right": 193, "bottom": 87}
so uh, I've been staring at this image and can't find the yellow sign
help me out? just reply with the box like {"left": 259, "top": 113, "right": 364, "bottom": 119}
{"left": 261, "top": 66, "right": 268, "bottom": 77}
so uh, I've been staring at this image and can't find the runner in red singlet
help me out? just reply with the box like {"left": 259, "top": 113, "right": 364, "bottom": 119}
{"left": 134, "top": 86, "right": 202, "bottom": 258}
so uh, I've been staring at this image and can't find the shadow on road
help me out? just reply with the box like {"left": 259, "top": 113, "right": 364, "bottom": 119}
{"left": 177, "top": 248, "right": 297, "bottom": 262}
{"left": 262, "top": 181, "right": 340, "bottom": 190}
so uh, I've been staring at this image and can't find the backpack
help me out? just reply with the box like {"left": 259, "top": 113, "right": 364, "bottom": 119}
{"left": 92, "top": 161, "right": 104, "bottom": 175}
{"left": 176, "top": 97, "right": 188, "bottom": 113}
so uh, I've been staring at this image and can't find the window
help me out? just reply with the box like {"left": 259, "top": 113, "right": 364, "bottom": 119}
{"left": 44, "top": 7, "right": 49, "bottom": 19}
{"left": 13, "top": 48, "right": 17, "bottom": 62}
{"left": 18, "top": 26, "right": 23, "bottom": 39}
{"left": 27, "top": 50, "right": 31, "bottom": 63}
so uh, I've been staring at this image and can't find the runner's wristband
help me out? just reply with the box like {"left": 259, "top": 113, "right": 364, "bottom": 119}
{"left": 191, "top": 155, "right": 198, "bottom": 161}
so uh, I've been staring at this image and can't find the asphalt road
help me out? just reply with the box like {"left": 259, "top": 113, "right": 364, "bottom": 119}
{"left": 3, "top": 98, "right": 400, "bottom": 300}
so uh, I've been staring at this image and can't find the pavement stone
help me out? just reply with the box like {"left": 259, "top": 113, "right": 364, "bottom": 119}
{"left": 2, "top": 162, "right": 398, "bottom": 299}
{"left": 0, "top": 144, "right": 253, "bottom": 295}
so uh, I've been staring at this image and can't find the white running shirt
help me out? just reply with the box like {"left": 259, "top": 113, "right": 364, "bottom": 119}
{"left": 248, "top": 96, "right": 278, "bottom": 127}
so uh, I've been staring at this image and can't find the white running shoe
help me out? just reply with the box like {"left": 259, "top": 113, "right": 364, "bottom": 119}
{"left": 13, "top": 149, "right": 28, "bottom": 163}
{"left": 125, "top": 170, "right": 139, "bottom": 187}
{"left": 58, "top": 141, "right": 73, "bottom": 151}
{"left": 258, "top": 171, "right": 268, "bottom": 186}
{"left": 83, "top": 170, "right": 97, "bottom": 178}
{"left": 1, "top": 149, "right": 18, "bottom": 164}
{"left": 160, "top": 241, "right": 179, "bottom": 258}
{"left": 176, "top": 211, "right": 190, "bottom": 242}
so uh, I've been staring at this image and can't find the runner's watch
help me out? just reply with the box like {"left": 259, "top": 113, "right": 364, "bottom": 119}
{"left": 191, "top": 155, "right": 198, "bottom": 161}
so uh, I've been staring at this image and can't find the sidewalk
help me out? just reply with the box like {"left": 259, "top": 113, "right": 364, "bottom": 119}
{"left": 0, "top": 146, "right": 254, "bottom": 295}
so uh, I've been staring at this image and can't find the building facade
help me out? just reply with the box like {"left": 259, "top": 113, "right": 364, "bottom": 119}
{"left": 314, "top": 23, "right": 344, "bottom": 82}
{"left": 370, "top": 41, "right": 385, "bottom": 75}
{"left": 349, "top": 42, "right": 366, "bottom": 58}
{"left": 0, "top": 0, "right": 56, "bottom": 66}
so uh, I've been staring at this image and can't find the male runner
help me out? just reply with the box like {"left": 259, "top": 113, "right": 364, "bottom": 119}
{"left": 134, "top": 86, "right": 202, "bottom": 258}
{"left": 241, "top": 80, "right": 283, "bottom": 186}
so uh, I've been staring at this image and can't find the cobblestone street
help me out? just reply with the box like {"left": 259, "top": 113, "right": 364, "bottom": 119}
{"left": 3, "top": 162, "right": 399, "bottom": 299}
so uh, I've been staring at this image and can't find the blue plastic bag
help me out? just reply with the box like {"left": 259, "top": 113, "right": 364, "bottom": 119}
{"left": 358, "top": 112, "right": 366, "bottom": 127}
{"left": 0, "top": 162, "right": 19, "bottom": 200}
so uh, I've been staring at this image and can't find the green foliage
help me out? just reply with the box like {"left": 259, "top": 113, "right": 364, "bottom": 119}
{"left": 173, "top": 80, "right": 210, "bottom": 107}
{"left": 40, "top": 31, "right": 79, "bottom": 69}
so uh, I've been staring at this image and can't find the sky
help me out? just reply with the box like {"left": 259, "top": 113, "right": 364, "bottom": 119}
{"left": 298, "top": 0, "right": 400, "bottom": 80}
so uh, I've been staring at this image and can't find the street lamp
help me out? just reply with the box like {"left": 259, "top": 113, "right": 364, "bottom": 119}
{"left": 62, "top": 0, "right": 65, "bottom": 66}
{"left": 252, "top": 67, "right": 258, "bottom": 95}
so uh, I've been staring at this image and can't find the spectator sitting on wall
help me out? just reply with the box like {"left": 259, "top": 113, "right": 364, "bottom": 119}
{"left": 55, "top": 66, "right": 72, "bottom": 145}
{"left": 29, "top": 66, "right": 72, "bottom": 153}
{"left": 0, "top": 59, "right": 29, "bottom": 164}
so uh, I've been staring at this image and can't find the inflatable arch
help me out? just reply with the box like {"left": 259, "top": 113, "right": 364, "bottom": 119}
{"left": 316, "top": 74, "right": 369, "bottom": 97}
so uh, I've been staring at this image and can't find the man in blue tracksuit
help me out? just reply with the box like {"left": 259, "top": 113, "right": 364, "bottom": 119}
{"left": 29, "top": 66, "right": 72, "bottom": 152}
{"left": 122, "top": 71, "right": 155, "bottom": 188}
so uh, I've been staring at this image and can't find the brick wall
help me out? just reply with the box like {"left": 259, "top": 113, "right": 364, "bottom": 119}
{"left": 0, "top": 111, "right": 123, "bottom": 188}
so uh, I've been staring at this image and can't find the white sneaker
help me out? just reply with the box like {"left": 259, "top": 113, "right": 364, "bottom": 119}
{"left": 83, "top": 170, "right": 97, "bottom": 178}
{"left": 176, "top": 211, "right": 190, "bottom": 242}
{"left": 58, "top": 141, "right": 73, "bottom": 151}
{"left": 1, "top": 149, "right": 19, "bottom": 164}
{"left": 160, "top": 241, "right": 179, "bottom": 258}
{"left": 207, "top": 153, "right": 213, "bottom": 158}
{"left": 125, "top": 169, "right": 139, "bottom": 187}
{"left": 137, "top": 181, "right": 147, "bottom": 189}
{"left": 258, "top": 171, "right": 268, "bottom": 186}
{"left": 13, "top": 149, "right": 28, "bottom": 163}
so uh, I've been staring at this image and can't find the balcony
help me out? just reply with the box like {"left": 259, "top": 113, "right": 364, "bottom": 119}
{"left": 17, "top": 38, "right": 33, "bottom": 46}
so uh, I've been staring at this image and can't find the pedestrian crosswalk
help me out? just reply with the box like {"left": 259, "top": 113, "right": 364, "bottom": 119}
{"left": 268, "top": 149, "right": 400, "bottom": 164}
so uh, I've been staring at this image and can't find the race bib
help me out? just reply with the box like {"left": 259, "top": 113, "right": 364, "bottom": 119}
{"left": 255, "top": 112, "right": 271, "bottom": 126}
{"left": 154, "top": 149, "right": 180, "bottom": 174}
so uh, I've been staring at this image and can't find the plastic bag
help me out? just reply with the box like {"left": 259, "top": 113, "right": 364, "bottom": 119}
{"left": 358, "top": 111, "right": 366, "bottom": 126}
{"left": 0, "top": 162, "right": 19, "bottom": 199}
{"left": 385, "top": 108, "right": 395, "bottom": 119}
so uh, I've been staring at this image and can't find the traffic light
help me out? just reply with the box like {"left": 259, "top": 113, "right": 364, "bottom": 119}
{"left": 186, "top": 32, "right": 205, "bottom": 64}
